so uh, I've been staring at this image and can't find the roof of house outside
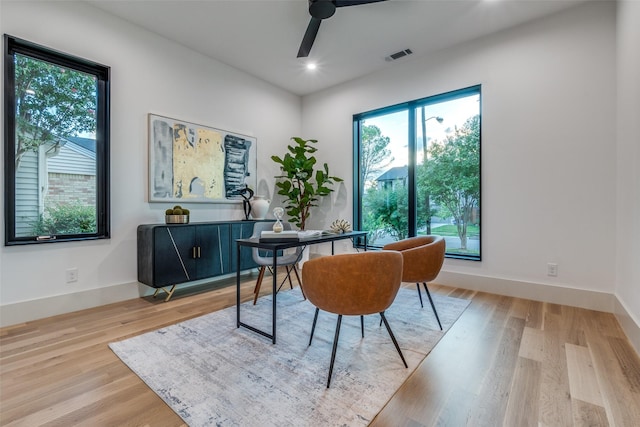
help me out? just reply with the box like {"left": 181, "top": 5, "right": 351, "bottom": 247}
{"left": 376, "top": 166, "right": 408, "bottom": 182}
{"left": 65, "top": 136, "right": 96, "bottom": 153}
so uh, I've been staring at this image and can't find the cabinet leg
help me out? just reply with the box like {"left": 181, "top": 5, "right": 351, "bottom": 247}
{"left": 152, "top": 284, "right": 177, "bottom": 302}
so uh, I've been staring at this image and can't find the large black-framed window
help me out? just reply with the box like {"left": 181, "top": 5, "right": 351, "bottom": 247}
{"left": 353, "top": 85, "right": 481, "bottom": 260}
{"left": 4, "top": 35, "right": 110, "bottom": 245}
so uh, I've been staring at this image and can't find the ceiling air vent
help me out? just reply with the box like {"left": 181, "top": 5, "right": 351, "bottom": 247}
{"left": 385, "top": 48, "right": 413, "bottom": 62}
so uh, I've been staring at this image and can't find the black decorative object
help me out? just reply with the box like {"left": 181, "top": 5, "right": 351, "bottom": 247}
{"left": 229, "top": 185, "right": 254, "bottom": 220}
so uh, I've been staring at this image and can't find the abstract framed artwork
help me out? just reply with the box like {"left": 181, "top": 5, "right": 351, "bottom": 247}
{"left": 148, "top": 114, "right": 257, "bottom": 203}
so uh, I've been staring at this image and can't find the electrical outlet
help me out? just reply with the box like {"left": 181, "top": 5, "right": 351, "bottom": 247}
{"left": 547, "top": 263, "right": 558, "bottom": 277}
{"left": 66, "top": 268, "right": 78, "bottom": 283}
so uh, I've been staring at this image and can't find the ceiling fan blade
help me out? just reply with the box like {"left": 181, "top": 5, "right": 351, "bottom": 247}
{"left": 297, "top": 17, "right": 322, "bottom": 58}
{"left": 335, "top": 0, "right": 387, "bottom": 7}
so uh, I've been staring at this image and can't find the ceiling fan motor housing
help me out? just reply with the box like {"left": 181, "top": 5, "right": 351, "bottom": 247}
{"left": 299, "top": 0, "right": 386, "bottom": 58}
{"left": 309, "top": 0, "right": 337, "bottom": 20}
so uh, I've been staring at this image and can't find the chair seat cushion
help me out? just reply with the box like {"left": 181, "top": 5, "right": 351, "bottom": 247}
{"left": 254, "top": 252, "right": 301, "bottom": 266}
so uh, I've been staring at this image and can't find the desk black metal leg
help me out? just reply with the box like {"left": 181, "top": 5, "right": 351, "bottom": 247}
{"left": 236, "top": 243, "right": 241, "bottom": 328}
{"left": 352, "top": 234, "right": 367, "bottom": 253}
{"left": 272, "top": 251, "right": 277, "bottom": 344}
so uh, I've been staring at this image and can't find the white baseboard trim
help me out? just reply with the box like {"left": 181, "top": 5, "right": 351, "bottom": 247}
{"left": 614, "top": 297, "right": 640, "bottom": 356}
{"left": 436, "top": 271, "right": 640, "bottom": 355}
{"left": 0, "top": 271, "right": 258, "bottom": 328}
{"left": 0, "top": 281, "right": 144, "bottom": 327}
{"left": 436, "top": 271, "right": 616, "bottom": 312}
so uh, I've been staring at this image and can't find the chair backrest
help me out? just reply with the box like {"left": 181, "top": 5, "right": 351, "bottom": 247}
{"left": 301, "top": 251, "right": 403, "bottom": 316}
{"left": 250, "top": 221, "right": 279, "bottom": 239}
{"left": 382, "top": 235, "right": 445, "bottom": 283}
{"left": 250, "top": 221, "right": 300, "bottom": 264}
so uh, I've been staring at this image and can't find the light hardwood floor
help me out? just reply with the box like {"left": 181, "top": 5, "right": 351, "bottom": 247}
{"left": 1, "top": 274, "right": 639, "bottom": 426}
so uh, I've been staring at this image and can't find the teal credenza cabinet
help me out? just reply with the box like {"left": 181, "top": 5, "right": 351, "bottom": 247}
{"left": 137, "top": 220, "right": 260, "bottom": 300}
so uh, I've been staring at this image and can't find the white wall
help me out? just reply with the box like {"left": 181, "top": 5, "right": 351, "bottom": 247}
{"left": 302, "top": 2, "right": 622, "bottom": 307}
{"left": 0, "top": 1, "right": 301, "bottom": 325}
{"left": 615, "top": 1, "right": 640, "bottom": 351}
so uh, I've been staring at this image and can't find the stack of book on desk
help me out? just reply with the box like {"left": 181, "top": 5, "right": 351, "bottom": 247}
{"left": 259, "top": 230, "right": 300, "bottom": 243}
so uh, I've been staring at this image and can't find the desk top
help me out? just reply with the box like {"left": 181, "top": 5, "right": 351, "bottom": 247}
{"left": 235, "top": 230, "right": 367, "bottom": 250}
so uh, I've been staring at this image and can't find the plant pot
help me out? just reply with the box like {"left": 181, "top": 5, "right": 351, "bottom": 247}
{"left": 165, "top": 215, "right": 189, "bottom": 224}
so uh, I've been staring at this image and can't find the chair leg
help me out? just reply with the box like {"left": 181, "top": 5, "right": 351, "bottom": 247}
{"left": 361, "top": 315, "right": 364, "bottom": 338}
{"left": 253, "top": 267, "right": 265, "bottom": 293}
{"left": 327, "top": 314, "right": 343, "bottom": 388}
{"left": 422, "top": 282, "right": 443, "bottom": 330}
{"left": 274, "top": 265, "right": 306, "bottom": 301}
{"left": 286, "top": 265, "right": 294, "bottom": 289}
{"left": 416, "top": 283, "right": 424, "bottom": 307}
{"left": 380, "top": 311, "right": 408, "bottom": 368}
{"left": 252, "top": 267, "right": 266, "bottom": 305}
{"left": 276, "top": 266, "right": 295, "bottom": 293}
{"left": 309, "top": 307, "right": 320, "bottom": 346}
{"left": 292, "top": 265, "right": 306, "bottom": 300}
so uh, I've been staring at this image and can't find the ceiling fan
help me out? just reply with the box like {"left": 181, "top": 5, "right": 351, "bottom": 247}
{"left": 297, "top": 0, "right": 388, "bottom": 58}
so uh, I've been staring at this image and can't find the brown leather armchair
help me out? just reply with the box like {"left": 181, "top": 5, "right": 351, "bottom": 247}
{"left": 383, "top": 235, "right": 445, "bottom": 330}
{"left": 302, "top": 250, "right": 407, "bottom": 388}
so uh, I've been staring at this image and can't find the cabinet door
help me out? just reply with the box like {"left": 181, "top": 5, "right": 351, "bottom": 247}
{"left": 231, "top": 221, "right": 259, "bottom": 271}
{"left": 196, "top": 224, "right": 230, "bottom": 278}
{"left": 153, "top": 226, "right": 197, "bottom": 286}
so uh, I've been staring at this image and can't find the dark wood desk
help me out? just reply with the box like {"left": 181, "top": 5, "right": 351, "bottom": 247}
{"left": 235, "top": 231, "right": 367, "bottom": 344}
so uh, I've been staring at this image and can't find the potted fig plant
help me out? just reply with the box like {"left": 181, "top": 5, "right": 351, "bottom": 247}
{"left": 271, "top": 137, "right": 342, "bottom": 230}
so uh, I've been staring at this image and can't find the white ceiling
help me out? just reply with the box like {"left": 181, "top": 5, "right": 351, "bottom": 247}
{"left": 87, "top": 0, "right": 588, "bottom": 96}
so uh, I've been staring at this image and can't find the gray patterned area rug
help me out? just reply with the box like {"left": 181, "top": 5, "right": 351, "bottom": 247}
{"left": 109, "top": 287, "right": 470, "bottom": 426}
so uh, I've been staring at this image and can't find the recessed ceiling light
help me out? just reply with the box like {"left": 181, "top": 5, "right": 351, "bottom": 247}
{"left": 306, "top": 63, "right": 317, "bottom": 70}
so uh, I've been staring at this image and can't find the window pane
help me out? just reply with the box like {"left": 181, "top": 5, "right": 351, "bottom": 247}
{"left": 4, "top": 35, "right": 110, "bottom": 245}
{"left": 360, "top": 110, "right": 409, "bottom": 246}
{"left": 354, "top": 86, "right": 481, "bottom": 260}
{"left": 415, "top": 94, "right": 480, "bottom": 257}
{"left": 14, "top": 55, "right": 98, "bottom": 237}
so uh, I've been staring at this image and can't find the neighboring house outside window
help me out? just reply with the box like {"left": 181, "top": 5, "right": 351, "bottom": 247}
{"left": 46, "top": 137, "right": 97, "bottom": 207}
{"left": 14, "top": 136, "right": 96, "bottom": 237}
{"left": 375, "top": 166, "right": 407, "bottom": 191}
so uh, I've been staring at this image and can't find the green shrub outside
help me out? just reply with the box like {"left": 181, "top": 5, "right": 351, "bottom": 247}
{"left": 31, "top": 203, "right": 96, "bottom": 235}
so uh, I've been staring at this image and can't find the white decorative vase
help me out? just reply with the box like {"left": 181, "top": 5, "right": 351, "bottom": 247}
{"left": 250, "top": 195, "right": 270, "bottom": 220}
